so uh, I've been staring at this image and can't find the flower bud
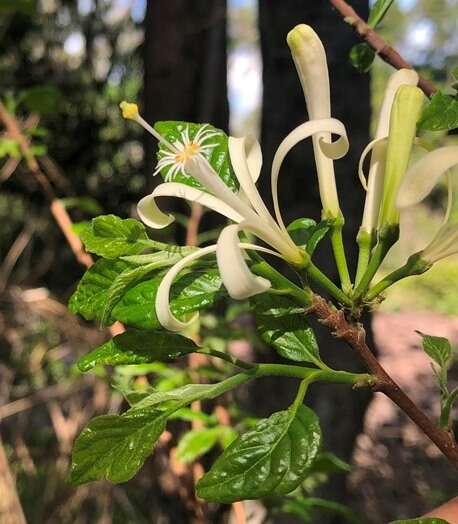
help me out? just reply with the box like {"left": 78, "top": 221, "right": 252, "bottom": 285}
{"left": 378, "top": 85, "right": 425, "bottom": 228}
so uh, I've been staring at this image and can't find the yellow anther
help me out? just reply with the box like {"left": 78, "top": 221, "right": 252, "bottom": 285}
{"left": 119, "top": 101, "right": 139, "bottom": 120}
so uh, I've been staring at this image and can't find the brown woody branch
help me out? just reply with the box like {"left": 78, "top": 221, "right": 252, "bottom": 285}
{"left": 310, "top": 295, "right": 458, "bottom": 469}
{"left": 329, "top": 0, "right": 436, "bottom": 97}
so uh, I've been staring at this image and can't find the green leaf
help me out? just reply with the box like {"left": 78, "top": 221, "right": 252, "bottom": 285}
{"left": 389, "top": 519, "right": 450, "bottom": 524}
{"left": 287, "top": 218, "right": 332, "bottom": 255}
{"left": 176, "top": 428, "right": 220, "bottom": 463}
{"left": 218, "top": 426, "right": 238, "bottom": 449}
{"left": 196, "top": 405, "right": 322, "bottom": 503}
{"left": 19, "top": 85, "right": 61, "bottom": 115}
{"left": 69, "top": 258, "right": 133, "bottom": 322}
{"left": 77, "top": 330, "right": 197, "bottom": 372}
{"left": 101, "top": 253, "right": 186, "bottom": 325}
{"left": 418, "top": 92, "right": 458, "bottom": 131}
{"left": 113, "top": 268, "right": 224, "bottom": 329}
{"left": 80, "top": 215, "right": 154, "bottom": 259}
{"left": 129, "top": 384, "right": 217, "bottom": 411}
{"left": 154, "top": 121, "right": 239, "bottom": 192}
{"left": 252, "top": 295, "right": 321, "bottom": 365}
{"left": 69, "top": 409, "right": 169, "bottom": 485}
{"left": 349, "top": 43, "right": 375, "bottom": 73}
{"left": 417, "top": 332, "right": 452, "bottom": 369}
{"left": 69, "top": 257, "right": 224, "bottom": 329}
{"left": 368, "top": 0, "right": 395, "bottom": 27}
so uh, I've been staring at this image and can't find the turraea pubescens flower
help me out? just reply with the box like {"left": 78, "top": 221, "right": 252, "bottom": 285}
{"left": 120, "top": 98, "right": 349, "bottom": 330}
{"left": 287, "top": 24, "right": 341, "bottom": 220}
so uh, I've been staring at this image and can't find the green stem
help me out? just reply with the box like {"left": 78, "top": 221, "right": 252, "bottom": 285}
{"left": 255, "top": 363, "right": 371, "bottom": 386}
{"left": 291, "top": 377, "right": 311, "bottom": 412}
{"left": 353, "top": 224, "right": 399, "bottom": 302}
{"left": 305, "top": 262, "right": 352, "bottom": 307}
{"left": 196, "top": 348, "right": 255, "bottom": 371}
{"left": 251, "top": 259, "right": 313, "bottom": 307}
{"left": 365, "top": 253, "right": 431, "bottom": 301}
{"left": 330, "top": 222, "right": 352, "bottom": 294}
{"left": 355, "top": 229, "right": 375, "bottom": 287}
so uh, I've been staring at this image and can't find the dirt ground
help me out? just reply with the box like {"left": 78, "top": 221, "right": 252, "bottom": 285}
{"left": 349, "top": 312, "right": 458, "bottom": 524}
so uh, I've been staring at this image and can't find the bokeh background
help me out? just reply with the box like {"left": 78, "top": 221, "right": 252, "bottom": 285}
{"left": 0, "top": 0, "right": 457, "bottom": 523}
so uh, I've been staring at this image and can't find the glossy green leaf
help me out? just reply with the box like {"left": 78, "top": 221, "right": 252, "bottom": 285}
{"left": 69, "top": 408, "right": 169, "bottom": 485}
{"left": 418, "top": 92, "right": 458, "bottom": 131}
{"left": 349, "top": 43, "right": 375, "bottom": 73}
{"left": 69, "top": 258, "right": 224, "bottom": 329}
{"left": 176, "top": 427, "right": 220, "bottom": 463}
{"left": 113, "top": 268, "right": 224, "bottom": 329}
{"left": 389, "top": 519, "right": 450, "bottom": 524}
{"left": 196, "top": 405, "right": 322, "bottom": 503}
{"left": 252, "top": 295, "right": 321, "bottom": 365}
{"left": 80, "top": 215, "right": 155, "bottom": 259}
{"left": 19, "top": 85, "right": 61, "bottom": 114}
{"left": 77, "top": 330, "right": 197, "bottom": 372}
{"left": 287, "top": 218, "right": 332, "bottom": 255}
{"left": 154, "top": 121, "right": 239, "bottom": 192}
{"left": 417, "top": 331, "right": 452, "bottom": 368}
{"left": 368, "top": 0, "right": 395, "bottom": 27}
{"left": 101, "top": 252, "right": 186, "bottom": 325}
{"left": 69, "top": 258, "right": 133, "bottom": 322}
{"left": 129, "top": 384, "right": 217, "bottom": 411}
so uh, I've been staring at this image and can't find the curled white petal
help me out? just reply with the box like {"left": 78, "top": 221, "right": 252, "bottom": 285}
{"left": 319, "top": 133, "right": 349, "bottom": 160}
{"left": 397, "top": 146, "right": 458, "bottom": 209}
{"left": 216, "top": 224, "right": 274, "bottom": 300}
{"left": 271, "top": 118, "right": 348, "bottom": 232}
{"left": 137, "top": 194, "right": 174, "bottom": 229}
{"left": 156, "top": 246, "right": 217, "bottom": 332}
{"left": 139, "top": 182, "right": 244, "bottom": 229}
{"left": 358, "top": 137, "right": 388, "bottom": 191}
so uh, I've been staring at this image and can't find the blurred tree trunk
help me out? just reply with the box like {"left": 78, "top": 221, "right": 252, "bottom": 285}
{"left": 143, "top": 0, "right": 228, "bottom": 206}
{"left": 258, "top": 1, "right": 372, "bottom": 520}
{"left": 142, "top": 2, "right": 228, "bottom": 522}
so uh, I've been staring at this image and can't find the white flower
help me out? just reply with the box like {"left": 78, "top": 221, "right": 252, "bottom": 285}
{"left": 397, "top": 145, "right": 458, "bottom": 263}
{"left": 121, "top": 101, "right": 349, "bottom": 331}
{"left": 358, "top": 69, "right": 419, "bottom": 235}
{"left": 287, "top": 24, "right": 350, "bottom": 220}
{"left": 154, "top": 124, "right": 221, "bottom": 182}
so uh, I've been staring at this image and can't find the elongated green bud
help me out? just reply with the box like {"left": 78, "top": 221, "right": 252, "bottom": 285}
{"left": 378, "top": 85, "right": 425, "bottom": 228}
